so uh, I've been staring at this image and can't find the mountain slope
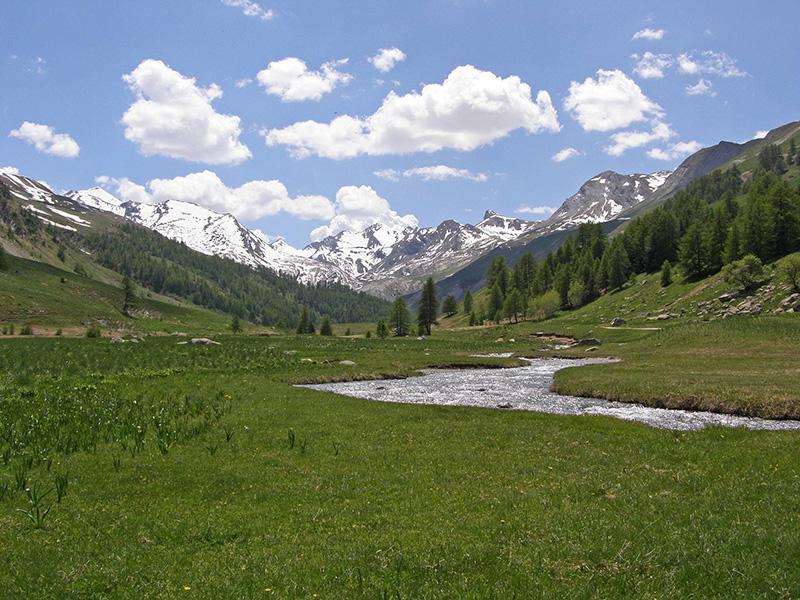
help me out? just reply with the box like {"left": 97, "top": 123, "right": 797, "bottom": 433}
{"left": 0, "top": 178, "right": 390, "bottom": 328}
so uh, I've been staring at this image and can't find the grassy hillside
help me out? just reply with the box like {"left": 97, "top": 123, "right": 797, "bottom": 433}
{"left": 0, "top": 184, "right": 390, "bottom": 330}
{"left": 0, "top": 253, "right": 231, "bottom": 334}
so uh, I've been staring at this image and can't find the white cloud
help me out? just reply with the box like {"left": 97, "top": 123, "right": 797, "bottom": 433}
{"left": 605, "top": 121, "right": 675, "bottom": 156}
{"left": 564, "top": 69, "right": 662, "bottom": 132}
{"left": 516, "top": 205, "right": 557, "bottom": 216}
{"left": 235, "top": 78, "right": 253, "bottom": 88}
{"left": 685, "top": 79, "right": 716, "bottom": 97}
{"left": 256, "top": 57, "right": 352, "bottom": 102}
{"left": 0, "top": 166, "right": 20, "bottom": 175}
{"left": 552, "top": 147, "right": 582, "bottom": 162}
{"left": 375, "top": 165, "right": 488, "bottom": 182}
{"left": 373, "top": 169, "right": 400, "bottom": 181}
{"left": 98, "top": 171, "right": 333, "bottom": 221}
{"left": 121, "top": 59, "right": 251, "bottom": 165}
{"left": 647, "top": 140, "right": 703, "bottom": 161}
{"left": 632, "top": 52, "right": 673, "bottom": 79}
{"left": 677, "top": 51, "right": 746, "bottom": 78}
{"left": 404, "top": 165, "right": 488, "bottom": 182}
{"left": 264, "top": 65, "right": 559, "bottom": 159}
{"left": 221, "top": 0, "right": 274, "bottom": 21}
{"left": 369, "top": 48, "right": 406, "bottom": 72}
{"left": 752, "top": 130, "right": 769, "bottom": 140}
{"left": 632, "top": 28, "right": 665, "bottom": 40}
{"left": 9, "top": 121, "right": 80, "bottom": 158}
{"left": 310, "top": 185, "right": 417, "bottom": 241}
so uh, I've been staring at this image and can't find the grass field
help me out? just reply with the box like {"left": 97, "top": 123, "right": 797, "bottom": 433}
{"left": 1, "top": 330, "right": 799, "bottom": 598}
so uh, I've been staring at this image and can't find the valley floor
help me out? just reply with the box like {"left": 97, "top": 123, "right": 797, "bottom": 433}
{"left": 1, "top": 324, "right": 799, "bottom": 598}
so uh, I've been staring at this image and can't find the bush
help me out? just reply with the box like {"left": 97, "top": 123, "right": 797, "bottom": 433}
{"left": 19, "top": 325, "right": 33, "bottom": 336}
{"left": 85, "top": 326, "right": 102, "bottom": 338}
{"left": 529, "top": 291, "right": 560, "bottom": 321}
{"left": 778, "top": 254, "right": 800, "bottom": 293}
{"left": 722, "top": 255, "right": 765, "bottom": 291}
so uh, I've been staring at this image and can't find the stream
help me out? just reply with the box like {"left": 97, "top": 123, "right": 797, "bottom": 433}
{"left": 300, "top": 358, "right": 800, "bottom": 431}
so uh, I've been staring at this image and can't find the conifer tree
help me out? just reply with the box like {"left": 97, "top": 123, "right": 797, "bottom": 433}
{"left": 320, "top": 316, "right": 333, "bottom": 336}
{"left": 488, "top": 283, "right": 504, "bottom": 322}
{"left": 230, "top": 314, "right": 242, "bottom": 333}
{"left": 463, "top": 290, "right": 473, "bottom": 315}
{"left": 503, "top": 289, "right": 523, "bottom": 323}
{"left": 468, "top": 310, "right": 478, "bottom": 326}
{"left": 442, "top": 295, "right": 458, "bottom": 316}
{"left": 388, "top": 297, "right": 411, "bottom": 337}
{"left": 679, "top": 223, "right": 709, "bottom": 280}
{"left": 417, "top": 277, "right": 438, "bottom": 336}
{"left": 296, "top": 307, "right": 315, "bottom": 334}
{"left": 660, "top": 259, "right": 672, "bottom": 287}
{"left": 604, "top": 238, "right": 631, "bottom": 291}
{"left": 376, "top": 320, "right": 389, "bottom": 339}
{"left": 122, "top": 275, "right": 137, "bottom": 316}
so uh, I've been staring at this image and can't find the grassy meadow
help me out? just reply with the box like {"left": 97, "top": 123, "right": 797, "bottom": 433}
{"left": 1, "top": 326, "right": 800, "bottom": 598}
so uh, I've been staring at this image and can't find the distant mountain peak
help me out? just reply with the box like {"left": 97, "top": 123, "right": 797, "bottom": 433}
{"left": 482, "top": 209, "right": 497, "bottom": 219}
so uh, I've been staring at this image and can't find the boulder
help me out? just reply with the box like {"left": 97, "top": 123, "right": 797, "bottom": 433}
{"left": 190, "top": 338, "right": 220, "bottom": 345}
{"left": 718, "top": 291, "right": 740, "bottom": 303}
{"left": 496, "top": 403, "right": 512, "bottom": 409}
{"left": 610, "top": 317, "right": 626, "bottom": 327}
{"left": 575, "top": 337, "right": 601, "bottom": 346}
{"left": 339, "top": 360, "right": 356, "bottom": 366}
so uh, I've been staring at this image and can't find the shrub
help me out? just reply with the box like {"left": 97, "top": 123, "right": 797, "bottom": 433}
{"left": 85, "top": 326, "right": 102, "bottom": 338}
{"left": 19, "top": 325, "right": 33, "bottom": 336}
{"left": 529, "top": 291, "right": 560, "bottom": 321}
{"left": 778, "top": 254, "right": 800, "bottom": 293}
{"left": 722, "top": 255, "right": 765, "bottom": 291}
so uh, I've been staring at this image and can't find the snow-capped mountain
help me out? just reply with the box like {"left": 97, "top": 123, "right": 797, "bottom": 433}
{"left": 4, "top": 165, "right": 669, "bottom": 299}
{"left": 534, "top": 170, "right": 671, "bottom": 234}
{"left": 65, "top": 186, "right": 126, "bottom": 216}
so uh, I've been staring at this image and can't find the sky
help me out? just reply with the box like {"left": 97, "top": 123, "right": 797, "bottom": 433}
{"left": 1, "top": 0, "right": 798, "bottom": 246}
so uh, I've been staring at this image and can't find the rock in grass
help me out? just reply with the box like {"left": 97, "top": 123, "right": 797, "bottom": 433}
{"left": 190, "top": 338, "right": 220, "bottom": 345}
{"left": 496, "top": 402, "right": 512, "bottom": 409}
{"left": 575, "top": 338, "right": 601, "bottom": 346}
{"left": 339, "top": 360, "right": 356, "bottom": 366}
{"left": 610, "top": 317, "right": 626, "bottom": 327}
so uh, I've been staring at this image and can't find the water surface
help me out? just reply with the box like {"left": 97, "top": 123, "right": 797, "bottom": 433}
{"left": 301, "top": 358, "right": 800, "bottom": 431}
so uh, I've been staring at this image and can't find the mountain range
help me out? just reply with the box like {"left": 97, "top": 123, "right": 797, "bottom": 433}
{"left": 3, "top": 120, "right": 797, "bottom": 301}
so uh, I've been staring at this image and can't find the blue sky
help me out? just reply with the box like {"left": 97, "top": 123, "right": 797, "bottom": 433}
{"left": 1, "top": 0, "right": 798, "bottom": 246}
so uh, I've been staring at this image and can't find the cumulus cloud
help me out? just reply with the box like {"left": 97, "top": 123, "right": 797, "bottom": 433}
{"left": 121, "top": 59, "right": 251, "bottom": 165}
{"left": 605, "top": 121, "right": 675, "bottom": 157}
{"left": 369, "top": 47, "right": 406, "bottom": 72}
{"left": 632, "top": 28, "right": 665, "bottom": 40}
{"left": 9, "top": 121, "right": 80, "bottom": 158}
{"left": 564, "top": 69, "right": 662, "bottom": 132}
{"left": 685, "top": 79, "right": 716, "bottom": 97}
{"left": 515, "top": 205, "right": 557, "bottom": 216}
{"left": 552, "top": 147, "right": 582, "bottom": 162}
{"left": 256, "top": 57, "right": 352, "bottom": 102}
{"left": 264, "top": 65, "right": 560, "bottom": 159}
{"left": 97, "top": 171, "right": 333, "bottom": 221}
{"left": 632, "top": 52, "right": 673, "bottom": 79}
{"left": 647, "top": 140, "right": 703, "bottom": 161}
{"left": 221, "top": 0, "right": 274, "bottom": 21}
{"left": 677, "top": 51, "right": 746, "bottom": 78}
{"left": 310, "top": 185, "right": 418, "bottom": 241}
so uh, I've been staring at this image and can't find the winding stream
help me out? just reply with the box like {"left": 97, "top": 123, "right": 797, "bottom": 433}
{"left": 300, "top": 358, "right": 800, "bottom": 431}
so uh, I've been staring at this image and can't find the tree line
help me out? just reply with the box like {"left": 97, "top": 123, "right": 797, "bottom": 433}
{"left": 471, "top": 142, "right": 800, "bottom": 323}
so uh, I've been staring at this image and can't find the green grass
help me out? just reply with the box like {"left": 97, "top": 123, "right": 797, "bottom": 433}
{"left": 0, "top": 254, "right": 232, "bottom": 334}
{"left": 1, "top": 333, "right": 799, "bottom": 598}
